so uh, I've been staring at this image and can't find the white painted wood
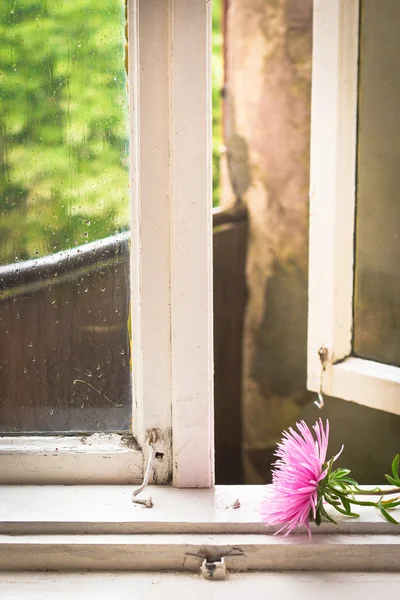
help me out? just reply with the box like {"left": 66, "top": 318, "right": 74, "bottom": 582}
{"left": 330, "top": 358, "right": 400, "bottom": 416}
{"left": 2, "top": 533, "right": 400, "bottom": 572}
{"left": 0, "top": 435, "right": 142, "bottom": 484}
{"left": 128, "top": 0, "right": 214, "bottom": 485}
{"left": 170, "top": 0, "right": 214, "bottom": 488}
{"left": 128, "top": 0, "right": 144, "bottom": 446}
{"left": 0, "top": 2, "right": 155, "bottom": 485}
{"left": 0, "top": 0, "right": 178, "bottom": 485}
{"left": 307, "top": 0, "right": 400, "bottom": 414}
{"left": 1, "top": 572, "right": 400, "bottom": 600}
{"left": 128, "top": 0, "right": 173, "bottom": 480}
{"left": 1, "top": 0, "right": 216, "bottom": 487}
{"left": 308, "top": 0, "right": 359, "bottom": 388}
{"left": 0, "top": 485, "right": 398, "bottom": 536}
{"left": 1, "top": 574, "right": 400, "bottom": 600}
{"left": 2, "top": 485, "right": 400, "bottom": 572}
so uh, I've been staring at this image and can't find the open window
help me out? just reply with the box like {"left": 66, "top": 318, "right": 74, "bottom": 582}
{"left": 308, "top": 0, "right": 400, "bottom": 416}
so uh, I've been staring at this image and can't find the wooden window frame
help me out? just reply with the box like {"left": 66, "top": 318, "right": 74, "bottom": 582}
{"left": 308, "top": 0, "right": 400, "bottom": 416}
{"left": 0, "top": 0, "right": 214, "bottom": 487}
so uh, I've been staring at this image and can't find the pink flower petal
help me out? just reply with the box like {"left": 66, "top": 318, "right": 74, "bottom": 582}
{"left": 260, "top": 419, "right": 333, "bottom": 535}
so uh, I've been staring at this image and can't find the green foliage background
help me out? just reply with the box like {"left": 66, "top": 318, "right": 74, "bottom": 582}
{"left": 0, "top": 0, "right": 129, "bottom": 265}
{"left": 212, "top": 0, "right": 222, "bottom": 208}
{"left": 0, "top": 0, "right": 222, "bottom": 265}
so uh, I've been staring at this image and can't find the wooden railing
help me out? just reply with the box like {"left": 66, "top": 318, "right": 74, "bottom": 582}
{"left": 0, "top": 234, "right": 131, "bottom": 434}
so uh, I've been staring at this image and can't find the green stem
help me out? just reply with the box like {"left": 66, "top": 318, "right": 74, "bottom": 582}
{"left": 347, "top": 499, "right": 380, "bottom": 507}
{"left": 347, "top": 487, "right": 399, "bottom": 496}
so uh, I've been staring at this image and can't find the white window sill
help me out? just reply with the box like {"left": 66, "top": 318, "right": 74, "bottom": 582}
{"left": 2, "top": 572, "right": 400, "bottom": 599}
{"left": 1, "top": 485, "right": 399, "bottom": 572}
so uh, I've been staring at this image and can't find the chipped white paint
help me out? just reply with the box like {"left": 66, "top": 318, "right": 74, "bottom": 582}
{"left": 0, "top": 434, "right": 142, "bottom": 484}
{"left": 128, "top": 0, "right": 173, "bottom": 478}
{"left": 308, "top": 0, "right": 400, "bottom": 413}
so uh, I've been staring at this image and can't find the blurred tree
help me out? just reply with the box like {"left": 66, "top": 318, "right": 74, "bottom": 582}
{"left": 212, "top": 0, "right": 222, "bottom": 207}
{"left": 0, "top": 0, "right": 129, "bottom": 264}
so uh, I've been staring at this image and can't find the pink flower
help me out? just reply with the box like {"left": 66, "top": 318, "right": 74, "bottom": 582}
{"left": 260, "top": 419, "right": 331, "bottom": 537}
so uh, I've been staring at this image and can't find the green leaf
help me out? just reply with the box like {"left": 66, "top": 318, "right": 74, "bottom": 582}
{"left": 392, "top": 455, "right": 400, "bottom": 480}
{"left": 377, "top": 500, "right": 399, "bottom": 525}
{"left": 341, "top": 496, "right": 352, "bottom": 514}
{"left": 329, "top": 486, "right": 358, "bottom": 500}
{"left": 332, "top": 468, "right": 351, "bottom": 479}
{"left": 319, "top": 504, "right": 338, "bottom": 525}
{"left": 324, "top": 496, "right": 340, "bottom": 507}
{"left": 385, "top": 474, "right": 400, "bottom": 487}
{"left": 348, "top": 499, "right": 377, "bottom": 507}
{"left": 330, "top": 504, "right": 359, "bottom": 519}
{"left": 325, "top": 458, "right": 334, "bottom": 480}
{"left": 328, "top": 485, "right": 347, "bottom": 495}
{"left": 381, "top": 499, "right": 400, "bottom": 509}
{"left": 336, "top": 477, "right": 361, "bottom": 488}
{"left": 332, "top": 482, "right": 347, "bottom": 491}
{"left": 315, "top": 509, "right": 321, "bottom": 527}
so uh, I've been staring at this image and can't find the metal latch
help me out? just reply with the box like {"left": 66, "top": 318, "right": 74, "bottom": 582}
{"left": 200, "top": 557, "right": 226, "bottom": 580}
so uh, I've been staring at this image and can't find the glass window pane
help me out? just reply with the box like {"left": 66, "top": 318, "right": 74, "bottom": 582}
{"left": 0, "top": 0, "right": 131, "bottom": 432}
{"left": 354, "top": 0, "right": 400, "bottom": 367}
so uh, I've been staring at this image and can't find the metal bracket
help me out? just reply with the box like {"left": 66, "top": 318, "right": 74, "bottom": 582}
{"left": 200, "top": 557, "right": 226, "bottom": 580}
{"left": 314, "top": 346, "right": 328, "bottom": 409}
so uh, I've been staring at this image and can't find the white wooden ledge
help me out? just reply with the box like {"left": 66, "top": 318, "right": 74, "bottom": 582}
{"left": 1, "top": 485, "right": 399, "bottom": 535}
{"left": 0, "top": 485, "right": 400, "bottom": 572}
{"left": 2, "top": 572, "right": 400, "bottom": 599}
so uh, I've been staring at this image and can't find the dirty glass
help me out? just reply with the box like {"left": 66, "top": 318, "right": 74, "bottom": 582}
{"left": 354, "top": 0, "right": 400, "bottom": 368}
{"left": 0, "top": 0, "right": 131, "bottom": 432}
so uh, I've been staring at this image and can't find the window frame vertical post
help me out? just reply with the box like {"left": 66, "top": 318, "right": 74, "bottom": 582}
{"left": 129, "top": 0, "right": 214, "bottom": 486}
{"left": 170, "top": 0, "right": 214, "bottom": 487}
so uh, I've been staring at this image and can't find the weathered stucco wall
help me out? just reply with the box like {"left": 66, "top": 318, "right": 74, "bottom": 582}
{"left": 223, "top": 0, "right": 313, "bottom": 483}
{"left": 223, "top": 0, "right": 400, "bottom": 484}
